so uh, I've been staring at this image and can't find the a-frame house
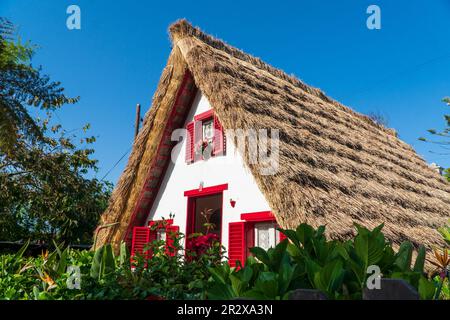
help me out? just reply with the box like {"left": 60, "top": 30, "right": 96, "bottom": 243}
{"left": 95, "top": 20, "right": 450, "bottom": 266}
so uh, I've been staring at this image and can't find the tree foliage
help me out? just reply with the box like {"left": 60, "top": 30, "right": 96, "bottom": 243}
{"left": 0, "top": 18, "right": 111, "bottom": 244}
{"left": 419, "top": 97, "right": 450, "bottom": 181}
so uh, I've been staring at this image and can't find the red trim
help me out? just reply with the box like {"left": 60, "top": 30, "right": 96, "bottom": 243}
{"left": 245, "top": 223, "right": 254, "bottom": 259}
{"left": 184, "top": 183, "right": 228, "bottom": 197}
{"left": 123, "top": 71, "right": 197, "bottom": 245}
{"left": 185, "top": 121, "right": 194, "bottom": 163}
{"left": 194, "top": 109, "right": 213, "bottom": 122}
{"left": 184, "top": 184, "right": 226, "bottom": 249}
{"left": 240, "top": 211, "right": 275, "bottom": 222}
{"left": 185, "top": 197, "right": 196, "bottom": 247}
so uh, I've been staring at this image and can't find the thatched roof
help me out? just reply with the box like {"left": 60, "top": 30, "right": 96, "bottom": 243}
{"left": 95, "top": 19, "right": 450, "bottom": 252}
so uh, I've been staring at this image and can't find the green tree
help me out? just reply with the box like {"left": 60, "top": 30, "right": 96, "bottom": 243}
{"left": 0, "top": 18, "right": 111, "bottom": 244}
{"left": 419, "top": 97, "right": 450, "bottom": 181}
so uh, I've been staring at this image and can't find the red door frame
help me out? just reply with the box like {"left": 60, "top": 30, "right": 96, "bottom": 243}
{"left": 184, "top": 183, "right": 228, "bottom": 247}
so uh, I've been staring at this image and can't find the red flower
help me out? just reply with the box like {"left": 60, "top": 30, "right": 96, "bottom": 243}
{"left": 189, "top": 233, "right": 219, "bottom": 257}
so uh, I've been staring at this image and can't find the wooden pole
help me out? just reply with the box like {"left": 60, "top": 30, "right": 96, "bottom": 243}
{"left": 134, "top": 103, "right": 141, "bottom": 140}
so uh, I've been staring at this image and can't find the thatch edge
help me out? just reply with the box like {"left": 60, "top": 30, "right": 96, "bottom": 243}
{"left": 94, "top": 47, "right": 189, "bottom": 250}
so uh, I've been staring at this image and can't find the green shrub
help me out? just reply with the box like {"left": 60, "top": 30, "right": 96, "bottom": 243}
{"left": 206, "top": 223, "right": 438, "bottom": 300}
{"left": 1, "top": 222, "right": 447, "bottom": 300}
{"left": 0, "top": 230, "right": 224, "bottom": 300}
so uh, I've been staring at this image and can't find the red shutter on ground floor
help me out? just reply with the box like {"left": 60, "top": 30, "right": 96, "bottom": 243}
{"left": 131, "top": 226, "right": 151, "bottom": 259}
{"left": 185, "top": 121, "right": 194, "bottom": 163}
{"left": 228, "top": 222, "right": 246, "bottom": 268}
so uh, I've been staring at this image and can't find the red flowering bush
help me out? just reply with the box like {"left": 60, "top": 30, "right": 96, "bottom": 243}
{"left": 189, "top": 233, "right": 219, "bottom": 257}
{"left": 187, "top": 233, "right": 221, "bottom": 261}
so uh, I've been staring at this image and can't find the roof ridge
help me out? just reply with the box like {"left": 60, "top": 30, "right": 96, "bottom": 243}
{"left": 168, "top": 19, "right": 397, "bottom": 137}
{"left": 169, "top": 19, "right": 327, "bottom": 97}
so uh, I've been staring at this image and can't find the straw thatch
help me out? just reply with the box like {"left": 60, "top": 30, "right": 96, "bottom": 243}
{"left": 95, "top": 19, "right": 450, "bottom": 253}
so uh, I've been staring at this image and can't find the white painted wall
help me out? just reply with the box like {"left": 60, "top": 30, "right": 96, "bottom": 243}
{"left": 146, "top": 91, "right": 271, "bottom": 250}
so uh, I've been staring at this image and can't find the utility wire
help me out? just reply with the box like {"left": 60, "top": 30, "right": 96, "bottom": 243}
{"left": 100, "top": 146, "right": 132, "bottom": 181}
{"left": 347, "top": 52, "right": 450, "bottom": 99}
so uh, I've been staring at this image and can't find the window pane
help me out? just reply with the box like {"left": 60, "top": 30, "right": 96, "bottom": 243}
{"left": 194, "top": 194, "right": 222, "bottom": 238}
{"left": 254, "top": 222, "right": 276, "bottom": 250}
{"left": 202, "top": 119, "right": 214, "bottom": 141}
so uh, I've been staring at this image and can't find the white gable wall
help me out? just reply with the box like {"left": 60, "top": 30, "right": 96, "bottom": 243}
{"left": 146, "top": 90, "right": 271, "bottom": 250}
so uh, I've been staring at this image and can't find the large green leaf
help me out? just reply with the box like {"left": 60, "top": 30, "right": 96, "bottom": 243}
{"left": 267, "top": 240, "right": 289, "bottom": 272}
{"left": 13, "top": 239, "right": 29, "bottom": 263}
{"left": 250, "top": 247, "right": 270, "bottom": 266}
{"left": 119, "top": 241, "right": 130, "bottom": 268}
{"left": 103, "top": 244, "right": 116, "bottom": 275}
{"left": 278, "top": 260, "right": 294, "bottom": 293}
{"left": 254, "top": 272, "right": 279, "bottom": 299}
{"left": 418, "top": 277, "right": 436, "bottom": 300}
{"left": 90, "top": 246, "right": 104, "bottom": 280}
{"left": 313, "top": 260, "right": 345, "bottom": 296}
{"left": 353, "top": 223, "right": 385, "bottom": 269}
{"left": 207, "top": 282, "right": 235, "bottom": 300}
{"left": 208, "top": 265, "right": 230, "bottom": 285}
{"left": 413, "top": 245, "right": 426, "bottom": 273}
{"left": 394, "top": 242, "right": 413, "bottom": 272}
{"left": 305, "top": 257, "right": 321, "bottom": 287}
{"left": 230, "top": 273, "right": 247, "bottom": 296}
{"left": 56, "top": 247, "right": 69, "bottom": 275}
{"left": 296, "top": 224, "right": 315, "bottom": 247}
{"left": 278, "top": 228, "right": 299, "bottom": 247}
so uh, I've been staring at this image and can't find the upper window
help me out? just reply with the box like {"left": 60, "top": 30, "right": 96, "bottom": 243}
{"left": 185, "top": 110, "right": 226, "bottom": 163}
{"left": 202, "top": 119, "right": 214, "bottom": 143}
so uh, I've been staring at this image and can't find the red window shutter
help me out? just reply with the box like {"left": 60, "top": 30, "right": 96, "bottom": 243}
{"left": 185, "top": 122, "right": 194, "bottom": 163}
{"left": 165, "top": 225, "right": 179, "bottom": 256}
{"left": 131, "top": 226, "right": 150, "bottom": 259}
{"left": 228, "top": 222, "right": 246, "bottom": 268}
{"left": 213, "top": 115, "right": 225, "bottom": 156}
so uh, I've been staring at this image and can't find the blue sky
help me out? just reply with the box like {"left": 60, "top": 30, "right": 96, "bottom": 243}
{"left": 1, "top": 0, "right": 450, "bottom": 184}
